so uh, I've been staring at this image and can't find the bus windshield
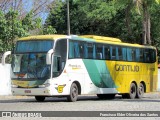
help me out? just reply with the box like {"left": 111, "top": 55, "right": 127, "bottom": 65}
{"left": 11, "top": 40, "right": 53, "bottom": 79}
{"left": 11, "top": 53, "right": 50, "bottom": 79}
{"left": 15, "top": 40, "right": 53, "bottom": 53}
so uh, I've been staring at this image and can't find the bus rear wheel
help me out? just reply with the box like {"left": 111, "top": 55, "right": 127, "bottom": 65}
{"left": 127, "top": 83, "right": 137, "bottom": 99}
{"left": 67, "top": 83, "right": 78, "bottom": 102}
{"left": 136, "top": 83, "right": 144, "bottom": 99}
{"left": 35, "top": 96, "right": 45, "bottom": 102}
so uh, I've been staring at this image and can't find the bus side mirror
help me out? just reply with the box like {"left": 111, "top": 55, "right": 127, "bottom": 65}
{"left": 2, "top": 51, "right": 11, "bottom": 65}
{"left": 46, "top": 49, "right": 53, "bottom": 65}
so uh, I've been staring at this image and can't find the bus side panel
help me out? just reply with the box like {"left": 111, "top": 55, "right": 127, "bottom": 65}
{"left": 147, "top": 63, "right": 158, "bottom": 92}
{"left": 106, "top": 61, "right": 158, "bottom": 94}
{"left": 65, "top": 59, "right": 95, "bottom": 94}
{"left": 106, "top": 61, "right": 140, "bottom": 94}
{"left": 82, "top": 59, "right": 119, "bottom": 94}
{"left": 65, "top": 59, "right": 119, "bottom": 95}
{"left": 60, "top": 59, "right": 157, "bottom": 95}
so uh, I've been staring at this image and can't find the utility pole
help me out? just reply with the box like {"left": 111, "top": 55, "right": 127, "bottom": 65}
{"left": 67, "top": 0, "right": 70, "bottom": 35}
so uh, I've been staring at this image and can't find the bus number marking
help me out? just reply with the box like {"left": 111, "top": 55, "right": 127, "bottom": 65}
{"left": 58, "top": 85, "right": 65, "bottom": 93}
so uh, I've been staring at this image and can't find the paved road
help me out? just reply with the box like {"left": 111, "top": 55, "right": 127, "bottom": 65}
{"left": 0, "top": 93, "right": 160, "bottom": 120}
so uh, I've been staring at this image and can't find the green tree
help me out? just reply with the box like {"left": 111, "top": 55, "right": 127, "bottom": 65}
{"left": 45, "top": 0, "right": 160, "bottom": 46}
{"left": 0, "top": 9, "right": 42, "bottom": 51}
{"left": 44, "top": 0, "right": 123, "bottom": 35}
{"left": 118, "top": 0, "right": 160, "bottom": 44}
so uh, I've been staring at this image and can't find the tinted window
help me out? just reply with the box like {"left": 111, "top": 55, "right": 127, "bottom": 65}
{"left": 104, "top": 45, "right": 110, "bottom": 60}
{"left": 68, "top": 40, "right": 156, "bottom": 63}
{"left": 16, "top": 40, "right": 53, "bottom": 53}
{"left": 96, "top": 44, "right": 103, "bottom": 59}
{"left": 110, "top": 46, "right": 116, "bottom": 60}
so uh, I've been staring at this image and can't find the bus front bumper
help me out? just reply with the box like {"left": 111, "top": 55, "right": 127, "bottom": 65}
{"left": 11, "top": 87, "right": 52, "bottom": 96}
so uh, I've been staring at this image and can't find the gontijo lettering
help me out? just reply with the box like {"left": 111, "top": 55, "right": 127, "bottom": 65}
{"left": 115, "top": 64, "right": 139, "bottom": 72}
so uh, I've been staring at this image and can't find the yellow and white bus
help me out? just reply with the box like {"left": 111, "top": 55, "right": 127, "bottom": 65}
{"left": 3, "top": 35, "right": 158, "bottom": 102}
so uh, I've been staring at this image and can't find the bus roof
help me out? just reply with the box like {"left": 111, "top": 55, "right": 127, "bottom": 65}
{"left": 18, "top": 35, "right": 67, "bottom": 41}
{"left": 80, "top": 35, "right": 121, "bottom": 42}
{"left": 17, "top": 34, "right": 155, "bottom": 49}
{"left": 18, "top": 34, "right": 94, "bottom": 42}
{"left": 80, "top": 35, "right": 155, "bottom": 49}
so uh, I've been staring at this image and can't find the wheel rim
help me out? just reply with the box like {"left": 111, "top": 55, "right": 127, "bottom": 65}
{"left": 131, "top": 85, "right": 136, "bottom": 95}
{"left": 130, "top": 83, "right": 136, "bottom": 98}
{"left": 71, "top": 86, "right": 78, "bottom": 98}
{"left": 138, "top": 84, "right": 144, "bottom": 96}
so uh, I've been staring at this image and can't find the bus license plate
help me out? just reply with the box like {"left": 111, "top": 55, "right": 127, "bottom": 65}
{"left": 25, "top": 90, "right": 31, "bottom": 93}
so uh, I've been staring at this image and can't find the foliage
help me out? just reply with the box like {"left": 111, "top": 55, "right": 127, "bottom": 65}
{"left": 150, "top": 3, "right": 160, "bottom": 62}
{"left": 0, "top": 0, "right": 55, "bottom": 52}
{"left": 44, "top": 0, "right": 123, "bottom": 35}
{"left": 44, "top": 0, "right": 160, "bottom": 62}
{"left": 0, "top": 9, "right": 42, "bottom": 51}
{"left": 0, "top": 0, "right": 160, "bottom": 62}
{"left": 44, "top": 0, "right": 160, "bottom": 45}
{"left": 44, "top": 0, "right": 141, "bottom": 43}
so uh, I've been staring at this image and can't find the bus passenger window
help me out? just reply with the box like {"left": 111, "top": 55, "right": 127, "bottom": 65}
{"left": 84, "top": 43, "right": 88, "bottom": 58}
{"left": 74, "top": 42, "right": 80, "bottom": 58}
{"left": 144, "top": 49, "right": 150, "bottom": 63}
{"left": 104, "top": 46, "right": 110, "bottom": 60}
{"left": 111, "top": 46, "right": 116, "bottom": 60}
{"left": 122, "top": 47, "right": 127, "bottom": 61}
{"left": 127, "top": 48, "right": 132, "bottom": 61}
{"left": 118, "top": 47, "right": 123, "bottom": 60}
{"left": 69, "top": 41, "right": 81, "bottom": 58}
{"left": 84, "top": 43, "right": 95, "bottom": 59}
{"left": 88, "top": 46, "right": 93, "bottom": 59}
{"left": 150, "top": 49, "right": 156, "bottom": 63}
{"left": 97, "top": 53, "right": 102, "bottom": 59}
{"left": 96, "top": 44, "right": 103, "bottom": 59}
{"left": 139, "top": 49, "right": 144, "bottom": 62}
{"left": 69, "top": 41, "right": 74, "bottom": 58}
{"left": 135, "top": 48, "right": 140, "bottom": 62}
{"left": 132, "top": 48, "right": 136, "bottom": 62}
{"left": 79, "top": 44, "right": 84, "bottom": 58}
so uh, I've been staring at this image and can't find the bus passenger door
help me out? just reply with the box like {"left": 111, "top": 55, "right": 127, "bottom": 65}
{"left": 52, "top": 55, "right": 61, "bottom": 77}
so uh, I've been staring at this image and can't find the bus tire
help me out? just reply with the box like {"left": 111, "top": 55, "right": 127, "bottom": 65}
{"left": 136, "top": 83, "right": 144, "bottom": 99}
{"left": 67, "top": 83, "right": 78, "bottom": 102}
{"left": 127, "top": 82, "right": 137, "bottom": 99}
{"left": 35, "top": 96, "right": 45, "bottom": 102}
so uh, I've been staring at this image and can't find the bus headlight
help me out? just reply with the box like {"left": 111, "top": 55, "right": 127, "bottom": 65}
{"left": 38, "top": 83, "right": 50, "bottom": 88}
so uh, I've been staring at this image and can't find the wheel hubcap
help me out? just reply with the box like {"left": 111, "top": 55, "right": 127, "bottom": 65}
{"left": 139, "top": 85, "right": 144, "bottom": 95}
{"left": 72, "top": 87, "right": 77, "bottom": 98}
{"left": 131, "top": 86, "right": 135, "bottom": 94}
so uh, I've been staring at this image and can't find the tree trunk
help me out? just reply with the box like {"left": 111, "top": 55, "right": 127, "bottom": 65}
{"left": 125, "top": 2, "right": 132, "bottom": 36}
{"left": 142, "top": 3, "right": 147, "bottom": 45}
{"left": 146, "top": 12, "right": 151, "bottom": 44}
{"left": 142, "top": 1, "right": 151, "bottom": 45}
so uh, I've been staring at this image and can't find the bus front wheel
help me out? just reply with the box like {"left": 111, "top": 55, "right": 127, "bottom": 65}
{"left": 67, "top": 83, "right": 78, "bottom": 102}
{"left": 35, "top": 96, "right": 45, "bottom": 102}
